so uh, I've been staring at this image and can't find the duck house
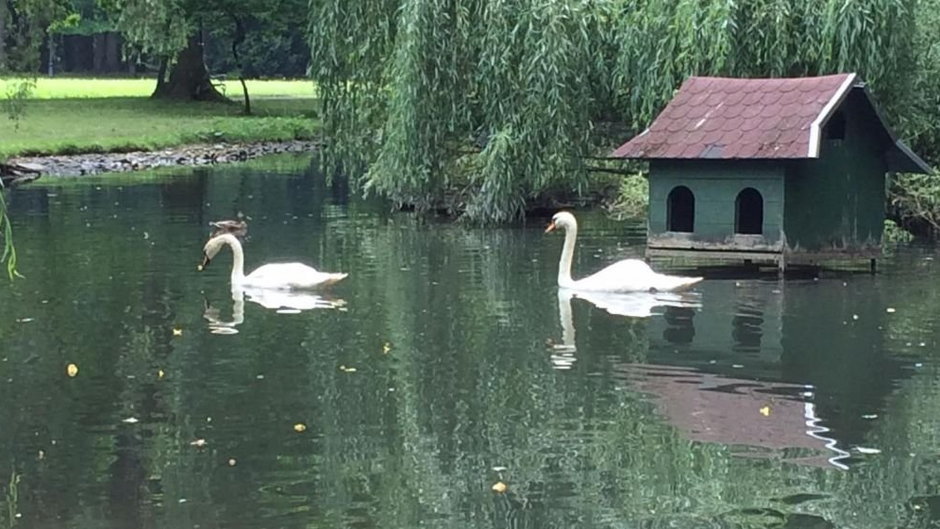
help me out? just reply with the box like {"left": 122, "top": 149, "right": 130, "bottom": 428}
{"left": 612, "top": 73, "right": 932, "bottom": 271}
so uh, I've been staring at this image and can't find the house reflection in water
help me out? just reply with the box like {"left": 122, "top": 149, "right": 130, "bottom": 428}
{"left": 556, "top": 277, "right": 909, "bottom": 469}
{"left": 640, "top": 280, "right": 861, "bottom": 468}
{"left": 648, "top": 279, "right": 785, "bottom": 375}
{"left": 618, "top": 363, "right": 849, "bottom": 469}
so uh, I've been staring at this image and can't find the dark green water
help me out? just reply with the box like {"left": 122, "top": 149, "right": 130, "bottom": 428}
{"left": 1, "top": 155, "right": 940, "bottom": 528}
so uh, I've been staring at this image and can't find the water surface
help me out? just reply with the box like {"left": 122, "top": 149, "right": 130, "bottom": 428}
{"left": 1, "top": 156, "right": 939, "bottom": 528}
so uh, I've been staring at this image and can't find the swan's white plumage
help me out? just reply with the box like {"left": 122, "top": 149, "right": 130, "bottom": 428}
{"left": 546, "top": 211, "right": 702, "bottom": 293}
{"left": 202, "top": 233, "right": 347, "bottom": 290}
{"left": 240, "top": 262, "right": 346, "bottom": 289}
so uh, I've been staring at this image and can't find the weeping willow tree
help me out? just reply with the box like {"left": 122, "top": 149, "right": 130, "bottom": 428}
{"left": 1, "top": 0, "right": 72, "bottom": 278}
{"left": 0, "top": 191, "right": 15, "bottom": 279}
{"left": 309, "top": 0, "right": 937, "bottom": 224}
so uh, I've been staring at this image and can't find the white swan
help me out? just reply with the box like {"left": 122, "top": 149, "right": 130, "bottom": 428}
{"left": 199, "top": 233, "right": 347, "bottom": 289}
{"left": 545, "top": 211, "right": 702, "bottom": 292}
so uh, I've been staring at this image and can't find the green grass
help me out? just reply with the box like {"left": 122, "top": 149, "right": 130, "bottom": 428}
{"left": 0, "top": 96, "right": 319, "bottom": 159}
{"left": 0, "top": 77, "right": 317, "bottom": 99}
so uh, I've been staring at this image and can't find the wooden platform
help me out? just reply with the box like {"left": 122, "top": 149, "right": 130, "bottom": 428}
{"left": 647, "top": 246, "right": 881, "bottom": 273}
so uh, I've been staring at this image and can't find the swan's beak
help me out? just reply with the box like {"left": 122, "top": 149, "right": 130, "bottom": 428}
{"left": 198, "top": 254, "right": 211, "bottom": 271}
{"left": 544, "top": 221, "right": 556, "bottom": 233}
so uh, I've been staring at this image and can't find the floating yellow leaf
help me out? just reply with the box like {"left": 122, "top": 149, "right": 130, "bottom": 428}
{"left": 158, "top": 369, "right": 165, "bottom": 379}
{"left": 228, "top": 458, "right": 237, "bottom": 467}
{"left": 759, "top": 406, "right": 771, "bottom": 417}
{"left": 172, "top": 328, "right": 183, "bottom": 336}
{"left": 66, "top": 363, "right": 79, "bottom": 377}
{"left": 339, "top": 365, "right": 357, "bottom": 373}
{"left": 382, "top": 342, "right": 391, "bottom": 354}
{"left": 197, "top": 265, "right": 204, "bottom": 271}
{"left": 492, "top": 482, "right": 507, "bottom": 493}
{"left": 190, "top": 439, "right": 207, "bottom": 447}
{"left": 294, "top": 423, "right": 307, "bottom": 433}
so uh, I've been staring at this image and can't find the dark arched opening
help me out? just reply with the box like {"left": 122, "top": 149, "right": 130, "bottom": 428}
{"left": 666, "top": 186, "right": 695, "bottom": 233}
{"left": 735, "top": 187, "right": 763, "bottom": 235}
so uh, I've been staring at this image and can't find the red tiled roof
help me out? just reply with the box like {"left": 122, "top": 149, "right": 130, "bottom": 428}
{"left": 612, "top": 74, "right": 855, "bottom": 160}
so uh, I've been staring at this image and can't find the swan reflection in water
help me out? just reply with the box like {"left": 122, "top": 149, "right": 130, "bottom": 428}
{"left": 204, "top": 286, "right": 347, "bottom": 334}
{"left": 551, "top": 288, "right": 702, "bottom": 368}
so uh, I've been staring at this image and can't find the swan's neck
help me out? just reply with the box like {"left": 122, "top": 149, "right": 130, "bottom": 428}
{"left": 558, "top": 224, "right": 576, "bottom": 288}
{"left": 223, "top": 235, "right": 246, "bottom": 284}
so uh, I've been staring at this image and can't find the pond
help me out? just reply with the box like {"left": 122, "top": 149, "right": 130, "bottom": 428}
{"left": 1, "top": 155, "right": 940, "bottom": 528}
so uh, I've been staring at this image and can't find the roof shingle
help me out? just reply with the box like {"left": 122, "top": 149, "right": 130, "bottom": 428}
{"left": 612, "top": 74, "right": 853, "bottom": 160}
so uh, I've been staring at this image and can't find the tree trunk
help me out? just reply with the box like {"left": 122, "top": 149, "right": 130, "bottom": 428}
{"left": 154, "top": 56, "right": 168, "bottom": 94}
{"left": 47, "top": 34, "right": 55, "bottom": 76}
{"left": 105, "top": 32, "right": 120, "bottom": 72}
{"left": 151, "top": 31, "right": 229, "bottom": 102}
{"left": 230, "top": 15, "right": 251, "bottom": 114}
{"left": 0, "top": 0, "right": 7, "bottom": 70}
{"left": 93, "top": 32, "right": 106, "bottom": 73}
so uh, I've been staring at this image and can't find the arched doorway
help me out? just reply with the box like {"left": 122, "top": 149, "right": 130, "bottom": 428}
{"left": 735, "top": 188, "right": 763, "bottom": 234}
{"left": 667, "top": 186, "right": 695, "bottom": 232}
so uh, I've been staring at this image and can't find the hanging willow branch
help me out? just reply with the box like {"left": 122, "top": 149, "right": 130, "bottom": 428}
{"left": 0, "top": 189, "right": 18, "bottom": 279}
{"left": 309, "top": 0, "right": 938, "bottom": 224}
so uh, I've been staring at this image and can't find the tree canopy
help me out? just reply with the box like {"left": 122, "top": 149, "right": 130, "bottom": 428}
{"left": 98, "top": 0, "right": 307, "bottom": 102}
{"left": 309, "top": 0, "right": 940, "bottom": 223}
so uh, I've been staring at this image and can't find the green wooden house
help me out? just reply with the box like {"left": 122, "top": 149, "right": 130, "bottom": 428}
{"left": 612, "top": 73, "right": 932, "bottom": 270}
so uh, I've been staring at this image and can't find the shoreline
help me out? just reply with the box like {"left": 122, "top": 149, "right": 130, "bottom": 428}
{"left": 6, "top": 140, "right": 320, "bottom": 178}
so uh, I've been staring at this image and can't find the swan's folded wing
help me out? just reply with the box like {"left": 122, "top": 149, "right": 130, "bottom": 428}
{"left": 246, "top": 263, "right": 347, "bottom": 289}
{"left": 577, "top": 259, "right": 702, "bottom": 292}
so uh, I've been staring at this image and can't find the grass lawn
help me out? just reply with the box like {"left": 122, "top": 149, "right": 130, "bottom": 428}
{"left": 0, "top": 78, "right": 320, "bottom": 159}
{"left": 0, "top": 77, "right": 316, "bottom": 99}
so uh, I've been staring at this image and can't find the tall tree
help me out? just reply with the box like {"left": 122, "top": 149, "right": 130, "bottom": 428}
{"left": 0, "top": 0, "right": 7, "bottom": 70}
{"left": 102, "top": 0, "right": 307, "bottom": 107}
{"left": 1, "top": 0, "right": 73, "bottom": 278}
{"left": 100, "top": 0, "right": 221, "bottom": 101}
{"left": 310, "top": 0, "right": 936, "bottom": 224}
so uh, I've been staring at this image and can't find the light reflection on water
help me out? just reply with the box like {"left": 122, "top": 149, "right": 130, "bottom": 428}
{"left": 0, "top": 156, "right": 939, "bottom": 528}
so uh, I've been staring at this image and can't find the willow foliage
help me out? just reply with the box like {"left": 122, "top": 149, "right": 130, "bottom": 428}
{"left": 0, "top": 190, "right": 16, "bottom": 279}
{"left": 309, "top": 0, "right": 937, "bottom": 223}
{"left": 1, "top": 0, "right": 72, "bottom": 279}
